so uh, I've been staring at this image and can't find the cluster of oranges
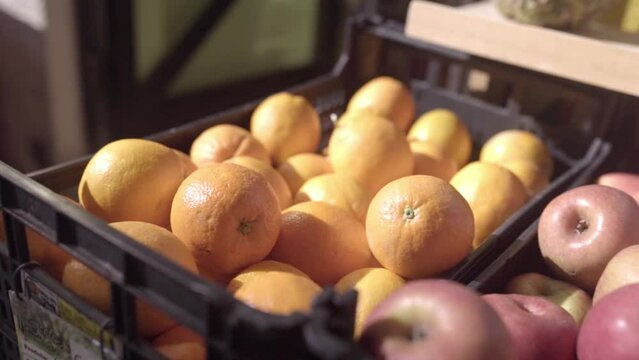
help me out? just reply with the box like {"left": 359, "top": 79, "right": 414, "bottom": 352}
{"left": 0, "top": 76, "right": 553, "bottom": 359}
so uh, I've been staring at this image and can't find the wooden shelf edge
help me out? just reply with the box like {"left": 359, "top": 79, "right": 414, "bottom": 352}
{"left": 405, "top": 0, "right": 639, "bottom": 97}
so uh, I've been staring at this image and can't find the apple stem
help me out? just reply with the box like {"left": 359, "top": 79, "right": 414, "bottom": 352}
{"left": 575, "top": 219, "right": 589, "bottom": 234}
{"left": 238, "top": 219, "right": 252, "bottom": 235}
{"left": 412, "top": 327, "right": 427, "bottom": 342}
{"left": 404, "top": 207, "right": 416, "bottom": 220}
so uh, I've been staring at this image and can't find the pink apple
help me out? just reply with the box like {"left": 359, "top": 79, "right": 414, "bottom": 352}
{"left": 597, "top": 172, "right": 639, "bottom": 204}
{"left": 359, "top": 279, "right": 514, "bottom": 360}
{"left": 505, "top": 272, "right": 592, "bottom": 325}
{"left": 577, "top": 283, "right": 639, "bottom": 360}
{"left": 483, "top": 294, "right": 577, "bottom": 360}
{"left": 594, "top": 244, "right": 639, "bottom": 303}
{"left": 538, "top": 184, "right": 639, "bottom": 292}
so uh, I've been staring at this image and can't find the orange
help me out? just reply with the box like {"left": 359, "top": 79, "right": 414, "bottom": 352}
{"left": 346, "top": 76, "right": 415, "bottom": 131}
{"left": 24, "top": 227, "right": 49, "bottom": 264}
{"left": 335, "top": 268, "right": 405, "bottom": 338}
{"left": 295, "top": 173, "right": 372, "bottom": 222}
{"left": 110, "top": 221, "right": 198, "bottom": 273}
{"left": 366, "top": 175, "right": 474, "bottom": 279}
{"left": 225, "top": 156, "right": 292, "bottom": 210}
{"left": 172, "top": 149, "right": 198, "bottom": 178}
{"left": 2, "top": 196, "right": 79, "bottom": 279}
{"left": 227, "top": 260, "right": 309, "bottom": 294}
{"left": 61, "top": 260, "right": 111, "bottom": 316}
{"left": 171, "top": 163, "right": 281, "bottom": 276}
{"left": 327, "top": 111, "right": 413, "bottom": 195}
{"left": 62, "top": 221, "right": 198, "bottom": 339}
{"left": 189, "top": 124, "right": 270, "bottom": 167}
{"left": 230, "top": 261, "right": 321, "bottom": 315}
{"left": 410, "top": 141, "right": 458, "bottom": 181}
{"left": 276, "top": 153, "right": 333, "bottom": 195}
{"left": 480, "top": 130, "right": 553, "bottom": 178}
{"left": 26, "top": 228, "right": 71, "bottom": 280}
{"left": 407, "top": 109, "right": 473, "bottom": 168}
{"left": 250, "top": 92, "right": 321, "bottom": 165}
{"left": 450, "top": 162, "right": 529, "bottom": 248}
{"left": 24, "top": 196, "right": 80, "bottom": 280}
{"left": 499, "top": 159, "right": 550, "bottom": 196}
{"left": 78, "top": 139, "right": 184, "bottom": 229}
{"left": 268, "top": 201, "right": 374, "bottom": 286}
{"left": 153, "top": 326, "right": 206, "bottom": 360}
{"left": 233, "top": 273, "right": 321, "bottom": 316}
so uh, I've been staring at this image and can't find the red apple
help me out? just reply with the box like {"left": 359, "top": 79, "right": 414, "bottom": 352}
{"left": 594, "top": 244, "right": 639, "bottom": 303}
{"left": 577, "top": 283, "right": 639, "bottom": 360}
{"left": 359, "top": 279, "right": 514, "bottom": 360}
{"left": 538, "top": 185, "right": 639, "bottom": 292}
{"left": 505, "top": 272, "right": 591, "bottom": 325}
{"left": 483, "top": 294, "right": 578, "bottom": 360}
{"left": 597, "top": 172, "right": 639, "bottom": 204}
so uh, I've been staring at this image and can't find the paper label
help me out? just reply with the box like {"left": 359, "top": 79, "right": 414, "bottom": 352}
{"left": 21, "top": 272, "right": 118, "bottom": 349}
{"left": 10, "top": 272, "right": 121, "bottom": 360}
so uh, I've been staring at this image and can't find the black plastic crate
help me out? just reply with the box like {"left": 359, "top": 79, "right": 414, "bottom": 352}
{"left": 0, "top": 252, "right": 18, "bottom": 360}
{"left": 467, "top": 219, "right": 547, "bottom": 294}
{"left": 0, "top": 17, "right": 611, "bottom": 360}
{"left": 0, "top": 330, "right": 18, "bottom": 360}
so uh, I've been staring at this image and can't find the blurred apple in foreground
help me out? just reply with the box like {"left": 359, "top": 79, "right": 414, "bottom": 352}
{"left": 505, "top": 272, "right": 591, "bottom": 325}
{"left": 359, "top": 279, "right": 514, "bottom": 360}
{"left": 597, "top": 172, "right": 639, "bottom": 204}
{"left": 594, "top": 244, "right": 639, "bottom": 303}
{"left": 538, "top": 185, "right": 639, "bottom": 292}
{"left": 483, "top": 294, "right": 578, "bottom": 360}
{"left": 578, "top": 283, "right": 639, "bottom": 360}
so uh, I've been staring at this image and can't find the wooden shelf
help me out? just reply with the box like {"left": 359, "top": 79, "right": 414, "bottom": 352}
{"left": 405, "top": 0, "right": 639, "bottom": 97}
